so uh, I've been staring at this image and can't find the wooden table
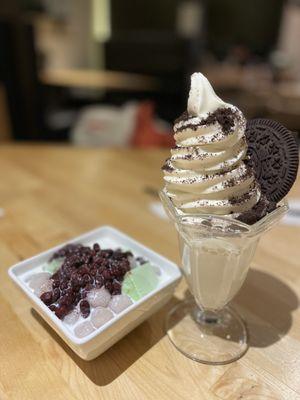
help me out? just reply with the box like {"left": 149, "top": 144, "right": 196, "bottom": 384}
{"left": 0, "top": 145, "right": 300, "bottom": 400}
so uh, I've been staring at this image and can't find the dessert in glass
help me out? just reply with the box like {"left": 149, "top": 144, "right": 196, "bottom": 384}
{"left": 160, "top": 73, "right": 298, "bottom": 364}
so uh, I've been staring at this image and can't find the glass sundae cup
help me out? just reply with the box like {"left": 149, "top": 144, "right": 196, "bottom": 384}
{"left": 160, "top": 189, "right": 288, "bottom": 365}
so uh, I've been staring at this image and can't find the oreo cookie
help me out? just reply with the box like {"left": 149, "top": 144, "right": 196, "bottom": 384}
{"left": 237, "top": 194, "right": 276, "bottom": 225}
{"left": 245, "top": 119, "right": 299, "bottom": 203}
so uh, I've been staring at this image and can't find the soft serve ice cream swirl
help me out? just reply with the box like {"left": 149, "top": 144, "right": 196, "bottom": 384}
{"left": 162, "top": 73, "right": 261, "bottom": 215}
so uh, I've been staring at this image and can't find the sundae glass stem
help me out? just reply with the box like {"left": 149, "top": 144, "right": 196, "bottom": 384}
{"left": 166, "top": 300, "right": 249, "bottom": 365}
{"left": 195, "top": 309, "right": 220, "bottom": 325}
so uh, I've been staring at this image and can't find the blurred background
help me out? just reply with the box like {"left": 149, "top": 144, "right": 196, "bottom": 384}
{"left": 0, "top": 0, "right": 300, "bottom": 146}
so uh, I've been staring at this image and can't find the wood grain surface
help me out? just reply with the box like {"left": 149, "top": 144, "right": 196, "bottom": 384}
{"left": 0, "top": 145, "right": 299, "bottom": 400}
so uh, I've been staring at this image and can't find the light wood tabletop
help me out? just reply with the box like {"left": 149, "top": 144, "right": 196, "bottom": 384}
{"left": 0, "top": 145, "right": 300, "bottom": 400}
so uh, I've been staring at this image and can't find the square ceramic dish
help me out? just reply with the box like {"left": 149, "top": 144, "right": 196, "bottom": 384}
{"left": 8, "top": 226, "right": 181, "bottom": 360}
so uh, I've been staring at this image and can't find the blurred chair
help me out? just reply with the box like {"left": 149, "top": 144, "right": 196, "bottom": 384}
{"left": 0, "top": 83, "right": 11, "bottom": 140}
{"left": 266, "top": 83, "right": 300, "bottom": 133}
{"left": 105, "top": 32, "right": 194, "bottom": 123}
{"left": 105, "top": 33, "right": 188, "bottom": 89}
{"left": 104, "top": 0, "right": 201, "bottom": 122}
{"left": 0, "top": 17, "right": 46, "bottom": 140}
{"left": 278, "top": 0, "right": 300, "bottom": 80}
{"left": 206, "top": 0, "right": 284, "bottom": 59}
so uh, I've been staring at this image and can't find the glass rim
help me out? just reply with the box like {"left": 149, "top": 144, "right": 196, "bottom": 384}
{"left": 159, "top": 188, "right": 289, "bottom": 237}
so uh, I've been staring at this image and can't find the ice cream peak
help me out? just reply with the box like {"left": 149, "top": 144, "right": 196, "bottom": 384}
{"left": 162, "top": 73, "right": 261, "bottom": 216}
{"left": 187, "top": 72, "right": 229, "bottom": 117}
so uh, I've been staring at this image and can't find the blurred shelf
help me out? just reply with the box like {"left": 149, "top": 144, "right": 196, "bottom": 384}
{"left": 39, "top": 68, "right": 161, "bottom": 92}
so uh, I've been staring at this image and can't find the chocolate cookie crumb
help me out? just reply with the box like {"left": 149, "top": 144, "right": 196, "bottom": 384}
{"left": 237, "top": 194, "right": 273, "bottom": 225}
{"left": 175, "top": 107, "right": 240, "bottom": 134}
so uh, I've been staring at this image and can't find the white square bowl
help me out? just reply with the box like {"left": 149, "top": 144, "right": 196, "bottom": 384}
{"left": 8, "top": 226, "right": 181, "bottom": 360}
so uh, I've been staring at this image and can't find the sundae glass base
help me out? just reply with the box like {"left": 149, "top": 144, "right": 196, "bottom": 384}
{"left": 166, "top": 299, "right": 248, "bottom": 365}
{"left": 160, "top": 189, "right": 288, "bottom": 365}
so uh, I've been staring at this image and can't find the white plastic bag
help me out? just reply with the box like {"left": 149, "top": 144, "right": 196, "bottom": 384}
{"left": 71, "top": 102, "right": 138, "bottom": 146}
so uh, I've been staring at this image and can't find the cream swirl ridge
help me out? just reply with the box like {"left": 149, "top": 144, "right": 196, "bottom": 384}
{"left": 162, "top": 73, "right": 261, "bottom": 216}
